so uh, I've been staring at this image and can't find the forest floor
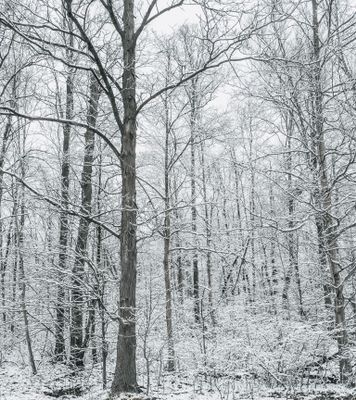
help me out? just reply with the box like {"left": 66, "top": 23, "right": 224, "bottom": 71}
{"left": 1, "top": 364, "right": 356, "bottom": 400}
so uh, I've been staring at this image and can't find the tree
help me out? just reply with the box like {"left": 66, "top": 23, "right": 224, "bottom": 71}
{"left": 70, "top": 73, "right": 101, "bottom": 367}
{"left": 54, "top": 11, "right": 74, "bottom": 361}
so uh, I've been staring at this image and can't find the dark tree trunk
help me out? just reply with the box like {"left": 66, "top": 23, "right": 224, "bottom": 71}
{"left": 54, "top": 21, "right": 74, "bottom": 360}
{"left": 70, "top": 74, "right": 101, "bottom": 367}
{"left": 111, "top": 0, "right": 139, "bottom": 393}
{"left": 310, "top": 0, "right": 351, "bottom": 382}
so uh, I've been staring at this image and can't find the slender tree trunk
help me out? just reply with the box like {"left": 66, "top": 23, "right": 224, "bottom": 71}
{"left": 282, "top": 119, "right": 304, "bottom": 317}
{"left": 54, "top": 19, "right": 74, "bottom": 360}
{"left": 18, "top": 195, "right": 36, "bottom": 375}
{"left": 162, "top": 91, "right": 175, "bottom": 371}
{"left": 189, "top": 79, "right": 200, "bottom": 323}
{"left": 1, "top": 79, "right": 16, "bottom": 325}
{"left": 1, "top": 204, "right": 15, "bottom": 325}
{"left": 249, "top": 127, "right": 256, "bottom": 303}
{"left": 70, "top": 74, "right": 101, "bottom": 367}
{"left": 10, "top": 186, "right": 17, "bottom": 334}
{"left": 173, "top": 175, "right": 184, "bottom": 302}
{"left": 95, "top": 149, "right": 107, "bottom": 387}
{"left": 310, "top": 0, "right": 351, "bottom": 382}
{"left": 200, "top": 141, "right": 216, "bottom": 324}
{"left": 17, "top": 128, "right": 36, "bottom": 375}
{"left": 221, "top": 192, "right": 232, "bottom": 298}
{"left": 285, "top": 124, "right": 303, "bottom": 316}
{"left": 230, "top": 149, "right": 245, "bottom": 298}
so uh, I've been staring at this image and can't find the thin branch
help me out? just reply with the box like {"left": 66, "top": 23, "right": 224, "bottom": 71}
{"left": 0, "top": 168, "right": 120, "bottom": 239}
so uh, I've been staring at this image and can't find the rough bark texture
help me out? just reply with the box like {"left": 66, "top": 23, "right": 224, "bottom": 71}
{"left": 111, "top": 0, "right": 139, "bottom": 393}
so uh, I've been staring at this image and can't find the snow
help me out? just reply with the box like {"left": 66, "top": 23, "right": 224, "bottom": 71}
{"left": 1, "top": 364, "right": 356, "bottom": 400}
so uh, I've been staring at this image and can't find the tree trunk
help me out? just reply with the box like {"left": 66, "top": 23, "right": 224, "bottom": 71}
{"left": 163, "top": 91, "right": 175, "bottom": 371}
{"left": 200, "top": 141, "right": 216, "bottom": 324}
{"left": 17, "top": 128, "right": 36, "bottom": 375}
{"left": 310, "top": 0, "right": 351, "bottom": 382}
{"left": 249, "top": 127, "right": 256, "bottom": 303}
{"left": 18, "top": 195, "right": 37, "bottom": 375}
{"left": 173, "top": 175, "right": 184, "bottom": 302}
{"left": 111, "top": 0, "right": 139, "bottom": 393}
{"left": 54, "top": 18, "right": 74, "bottom": 360}
{"left": 10, "top": 183, "right": 18, "bottom": 334}
{"left": 1, "top": 79, "right": 16, "bottom": 325}
{"left": 189, "top": 79, "right": 200, "bottom": 324}
{"left": 96, "top": 149, "right": 107, "bottom": 388}
{"left": 70, "top": 74, "right": 101, "bottom": 367}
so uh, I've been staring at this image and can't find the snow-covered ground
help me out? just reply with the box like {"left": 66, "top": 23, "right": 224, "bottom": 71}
{"left": 1, "top": 364, "right": 356, "bottom": 400}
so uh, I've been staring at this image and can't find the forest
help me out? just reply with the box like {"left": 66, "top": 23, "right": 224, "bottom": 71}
{"left": 0, "top": 0, "right": 356, "bottom": 399}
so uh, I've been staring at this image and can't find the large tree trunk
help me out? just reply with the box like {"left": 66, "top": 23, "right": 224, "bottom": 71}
{"left": 70, "top": 74, "right": 101, "bottom": 367}
{"left": 111, "top": 0, "right": 139, "bottom": 393}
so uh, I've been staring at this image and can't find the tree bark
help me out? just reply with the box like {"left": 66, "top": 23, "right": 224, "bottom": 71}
{"left": 111, "top": 0, "right": 139, "bottom": 393}
{"left": 70, "top": 74, "right": 101, "bottom": 367}
{"left": 54, "top": 17, "right": 74, "bottom": 360}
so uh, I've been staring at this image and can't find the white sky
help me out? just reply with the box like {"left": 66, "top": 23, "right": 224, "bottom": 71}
{"left": 146, "top": 2, "right": 202, "bottom": 34}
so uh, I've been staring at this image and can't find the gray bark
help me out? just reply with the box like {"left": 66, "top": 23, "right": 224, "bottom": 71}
{"left": 111, "top": 0, "right": 139, "bottom": 392}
